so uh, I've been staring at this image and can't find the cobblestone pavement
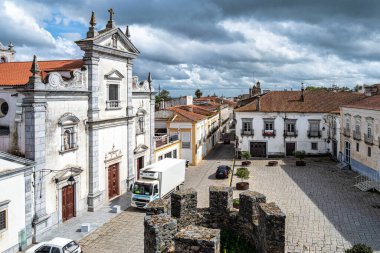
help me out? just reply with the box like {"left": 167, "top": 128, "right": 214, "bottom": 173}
{"left": 231, "top": 157, "right": 380, "bottom": 253}
{"left": 78, "top": 143, "right": 234, "bottom": 253}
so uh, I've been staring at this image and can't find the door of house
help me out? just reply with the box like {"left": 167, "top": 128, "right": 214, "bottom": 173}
{"left": 62, "top": 185, "right": 75, "bottom": 222}
{"left": 286, "top": 142, "right": 296, "bottom": 156}
{"left": 108, "top": 163, "right": 120, "bottom": 199}
{"left": 345, "top": 141, "right": 351, "bottom": 164}
{"left": 250, "top": 142, "right": 266, "bottom": 157}
{"left": 137, "top": 157, "right": 144, "bottom": 179}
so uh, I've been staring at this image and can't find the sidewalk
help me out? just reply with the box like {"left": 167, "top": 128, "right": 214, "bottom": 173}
{"left": 39, "top": 192, "right": 131, "bottom": 243}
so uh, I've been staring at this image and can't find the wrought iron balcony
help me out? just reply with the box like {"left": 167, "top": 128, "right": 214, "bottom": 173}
{"left": 364, "top": 134, "right": 373, "bottom": 145}
{"left": 284, "top": 130, "right": 298, "bottom": 138}
{"left": 353, "top": 130, "right": 361, "bottom": 141}
{"left": 241, "top": 130, "right": 254, "bottom": 136}
{"left": 307, "top": 130, "right": 321, "bottom": 138}
{"left": 262, "top": 130, "right": 276, "bottom": 137}
{"left": 342, "top": 128, "right": 351, "bottom": 137}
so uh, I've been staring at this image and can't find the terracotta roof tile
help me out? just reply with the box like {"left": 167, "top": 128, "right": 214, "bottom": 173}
{"left": 0, "top": 59, "right": 84, "bottom": 86}
{"left": 167, "top": 106, "right": 207, "bottom": 122}
{"left": 235, "top": 90, "right": 366, "bottom": 113}
{"left": 343, "top": 95, "right": 380, "bottom": 111}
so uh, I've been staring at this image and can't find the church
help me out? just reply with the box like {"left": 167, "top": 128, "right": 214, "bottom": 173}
{"left": 0, "top": 9, "right": 155, "bottom": 250}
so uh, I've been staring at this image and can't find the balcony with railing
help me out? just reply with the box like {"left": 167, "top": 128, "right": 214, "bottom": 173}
{"left": 307, "top": 130, "right": 321, "bottom": 138}
{"left": 284, "top": 130, "right": 298, "bottom": 138}
{"left": 241, "top": 129, "right": 254, "bottom": 136}
{"left": 106, "top": 100, "right": 121, "bottom": 109}
{"left": 353, "top": 130, "right": 361, "bottom": 141}
{"left": 364, "top": 133, "right": 373, "bottom": 145}
{"left": 262, "top": 130, "right": 276, "bottom": 137}
{"left": 154, "top": 134, "right": 179, "bottom": 148}
{"left": 343, "top": 128, "right": 351, "bottom": 137}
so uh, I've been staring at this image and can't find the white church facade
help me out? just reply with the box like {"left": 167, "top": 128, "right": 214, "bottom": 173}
{"left": 0, "top": 10, "right": 154, "bottom": 250}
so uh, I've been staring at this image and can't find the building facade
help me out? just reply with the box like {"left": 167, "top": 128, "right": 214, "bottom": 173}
{"left": 0, "top": 152, "right": 34, "bottom": 253}
{"left": 340, "top": 95, "right": 380, "bottom": 180}
{"left": 0, "top": 10, "right": 155, "bottom": 245}
{"left": 235, "top": 90, "right": 365, "bottom": 158}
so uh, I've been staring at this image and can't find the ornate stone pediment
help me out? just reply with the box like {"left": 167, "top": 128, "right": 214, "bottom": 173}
{"left": 104, "top": 69, "right": 124, "bottom": 80}
{"left": 134, "top": 144, "right": 148, "bottom": 154}
{"left": 105, "top": 144, "right": 123, "bottom": 163}
{"left": 95, "top": 28, "right": 139, "bottom": 54}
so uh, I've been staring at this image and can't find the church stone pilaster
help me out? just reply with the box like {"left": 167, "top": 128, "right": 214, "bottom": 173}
{"left": 23, "top": 98, "right": 49, "bottom": 242}
{"left": 85, "top": 56, "right": 103, "bottom": 211}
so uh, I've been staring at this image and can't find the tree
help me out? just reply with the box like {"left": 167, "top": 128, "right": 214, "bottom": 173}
{"left": 353, "top": 84, "right": 362, "bottom": 92}
{"left": 155, "top": 89, "right": 171, "bottom": 110}
{"left": 305, "top": 86, "right": 327, "bottom": 91}
{"left": 195, "top": 89, "right": 202, "bottom": 98}
{"left": 236, "top": 167, "right": 250, "bottom": 182}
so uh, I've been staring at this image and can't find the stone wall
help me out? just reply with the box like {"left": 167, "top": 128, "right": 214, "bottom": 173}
{"left": 144, "top": 186, "right": 286, "bottom": 253}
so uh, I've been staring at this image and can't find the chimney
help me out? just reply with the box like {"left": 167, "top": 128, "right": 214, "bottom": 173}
{"left": 300, "top": 82, "right": 305, "bottom": 102}
{"left": 256, "top": 96, "right": 260, "bottom": 111}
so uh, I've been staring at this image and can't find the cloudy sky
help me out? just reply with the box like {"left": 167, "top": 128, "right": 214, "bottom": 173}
{"left": 1, "top": 0, "right": 380, "bottom": 97}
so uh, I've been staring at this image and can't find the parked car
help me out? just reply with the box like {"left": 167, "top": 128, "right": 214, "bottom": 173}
{"left": 26, "top": 237, "right": 82, "bottom": 253}
{"left": 215, "top": 165, "right": 231, "bottom": 179}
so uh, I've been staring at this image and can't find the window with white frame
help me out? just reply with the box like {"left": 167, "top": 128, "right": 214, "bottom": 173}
{"left": 311, "top": 142, "right": 318, "bottom": 150}
{"left": 264, "top": 121, "right": 274, "bottom": 131}
{"left": 59, "top": 113, "right": 79, "bottom": 153}
{"left": 107, "top": 84, "right": 120, "bottom": 108}
{"left": 164, "top": 152, "right": 172, "bottom": 158}
{"left": 345, "top": 116, "right": 350, "bottom": 130}
{"left": 242, "top": 119, "right": 252, "bottom": 135}
{"left": 158, "top": 155, "right": 163, "bottom": 161}
{"left": 181, "top": 132, "right": 191, "bottom": 149}
{"left": 173, "top": 149, "right": 177, "bottom": 158}
{"left": 368, "top": 147, "right": 371, "bottom": 157}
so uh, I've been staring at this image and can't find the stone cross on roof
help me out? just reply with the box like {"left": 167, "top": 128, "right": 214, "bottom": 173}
{"left": 106, "top": 8, "right": 115, "bottom": 29}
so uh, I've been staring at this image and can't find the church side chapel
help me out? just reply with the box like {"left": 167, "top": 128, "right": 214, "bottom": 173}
{"left": 0, "top": 8, "right": 155, "bottom": 245}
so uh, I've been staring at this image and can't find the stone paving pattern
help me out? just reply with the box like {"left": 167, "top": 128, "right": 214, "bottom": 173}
{"left": 231, "top": 158, "right": 380, "bottom": 253}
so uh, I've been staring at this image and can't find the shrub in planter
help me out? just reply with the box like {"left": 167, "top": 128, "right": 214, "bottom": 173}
{"left": 232, "top": 198, "right": 240, "bottom": 209}
{"left": 295, "top": 150, "right": 306, "bottom": 166}
{"left": 241, "top": 151, "right": 251, "bottom": 166}
{"left": 345, "top": 244, "right": 373, "bottom": 253}
{"left": 236, "top": 167, "right": 250, "bottom": 190}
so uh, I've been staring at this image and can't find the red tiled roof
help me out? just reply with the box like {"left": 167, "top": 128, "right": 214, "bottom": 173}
{"left": 194, "top": 96, "right": 237, "bottom": 107}
{"left": 235, "top": 90, "right": 366, "bottom": 113}
{"left": 167, "top": 106, "right": 207, "bottom": 122}
{"left": 343, "top": 95, "right": 380, "bottom": 111}
{"left": 0, "top": 59, "right": 84, "bottom": 86}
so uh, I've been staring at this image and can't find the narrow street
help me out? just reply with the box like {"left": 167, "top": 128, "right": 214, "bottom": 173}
{"left": 79, "top": 142, "right": 235, "bottom": 253}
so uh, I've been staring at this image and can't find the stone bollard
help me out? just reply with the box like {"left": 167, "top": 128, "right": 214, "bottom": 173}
{"left": 171, "top": 188, "right": 197, "bottom": 227}
{"left": 144, "top": 214, "right": 177, "bottom": 253}
{"left": 239, "top": 191, "right": 266, "bottom": 224}
{"left": 209, "top": 186, "right": 233, "bottom": 227}
{"left": 258, "top": 202, "right": 286, "bottom": 253}
{"left": 146, "top": 198, "right": 170, "bottom": 216}
{"left": 174, "top": 225, "right": 220, "bottom": 253}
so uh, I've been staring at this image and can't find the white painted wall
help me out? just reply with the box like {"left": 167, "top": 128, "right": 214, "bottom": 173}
{"left": 235, "top": 111, "right": 331, "bottom": 156}
{"left": 0, "top": 172, "right": 26, "bottom": 253}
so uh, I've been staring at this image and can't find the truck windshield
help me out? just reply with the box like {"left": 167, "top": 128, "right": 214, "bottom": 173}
{"left": 133, "top": 183, "right": 152, "bottom": 196}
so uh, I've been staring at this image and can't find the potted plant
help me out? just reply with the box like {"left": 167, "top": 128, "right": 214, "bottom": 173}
{"left": 232, "top": 198, "right": 240, "bottom": 209}
{"left": 345, "top": 244, "right": 373, "bottom": 253}
{"left": 241, "top": 151, "right": 251, "bottom": 166}
{"left": 295, "top": 150, "right": 306, "bottom": 166}
{"left": 235, "top": 167, "right": 250, "bottom": 190}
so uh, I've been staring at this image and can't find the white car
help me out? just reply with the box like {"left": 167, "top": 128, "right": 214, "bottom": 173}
{"left": 25, "top": 237, "right": 82, "bottom": 253}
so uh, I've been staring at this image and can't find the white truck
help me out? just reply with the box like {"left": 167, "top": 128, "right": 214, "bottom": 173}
{"left": 131, "top": 158, "right": 186, "bottom": 208}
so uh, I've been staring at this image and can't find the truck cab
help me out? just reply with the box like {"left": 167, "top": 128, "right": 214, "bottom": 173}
{"left": 131, "top": 180, "right": 159, "bottom": 208}
{"left": 130, "top": 158, "right": 186, "bottom": 208}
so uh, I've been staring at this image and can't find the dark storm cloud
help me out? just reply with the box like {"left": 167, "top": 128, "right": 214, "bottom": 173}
{"left": 2, "top": 0, "right": 380, "bottom": 96}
